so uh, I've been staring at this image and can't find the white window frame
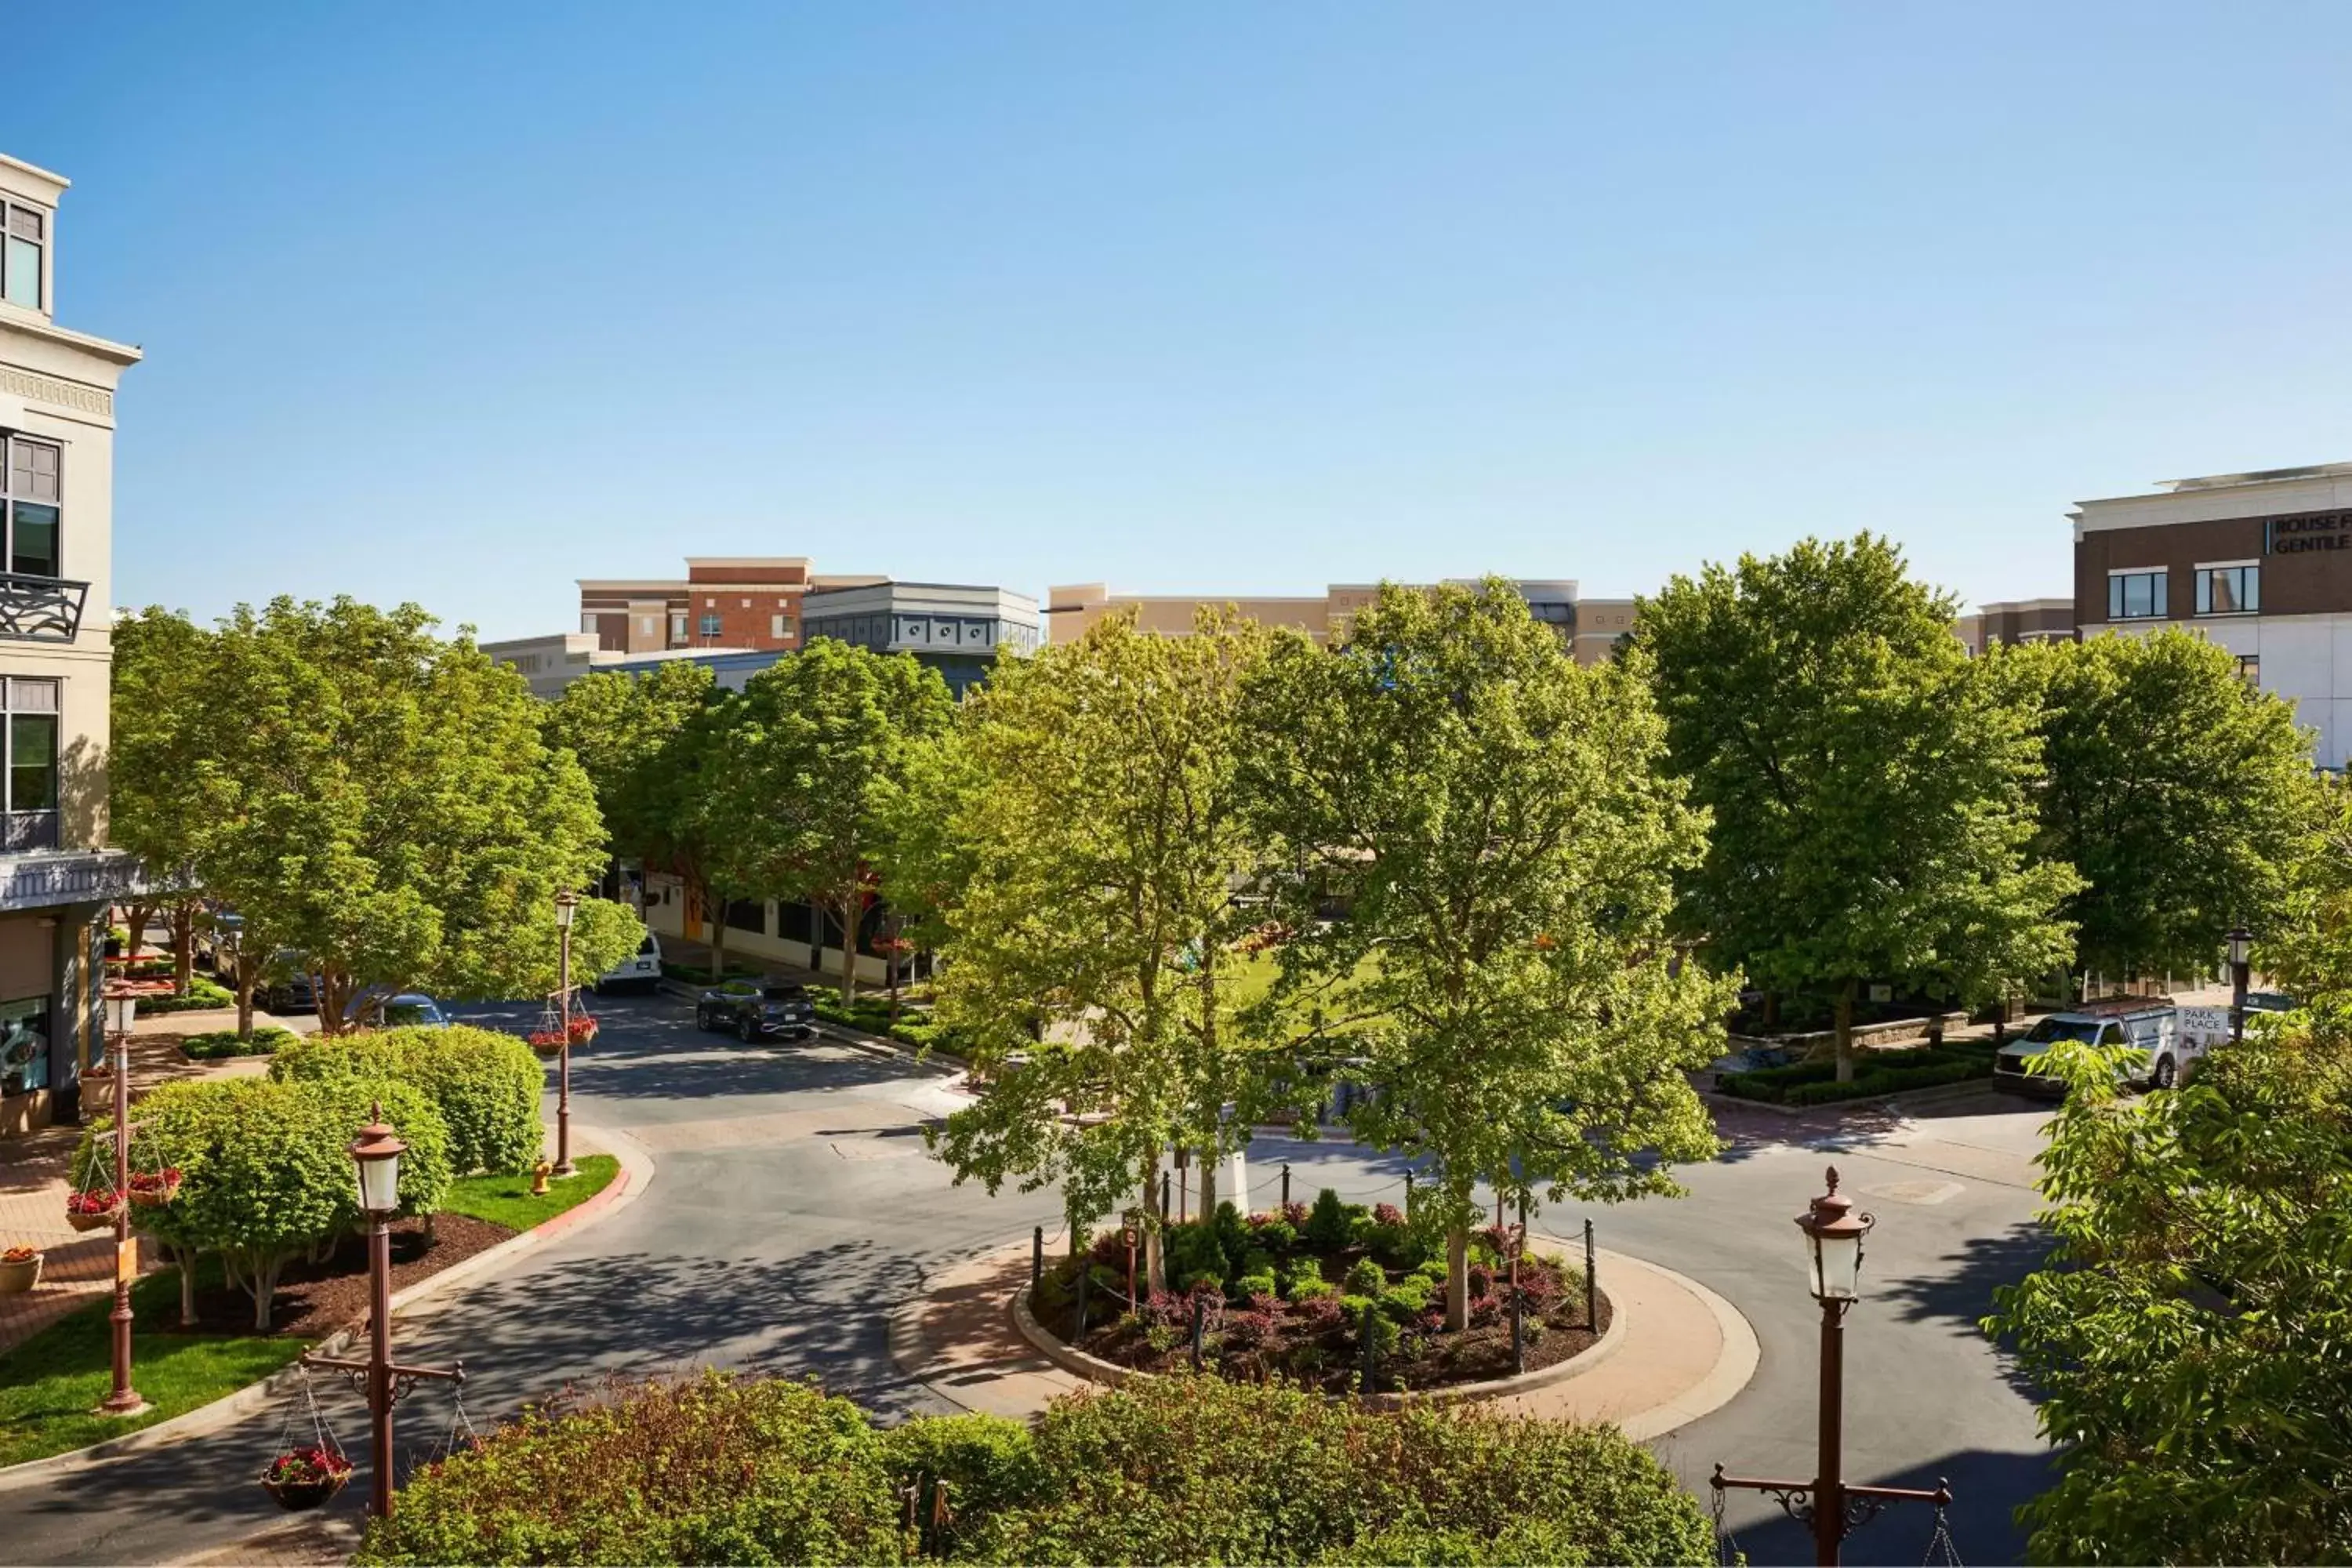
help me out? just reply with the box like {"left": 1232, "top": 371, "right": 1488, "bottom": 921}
{"left": 2193, "top": 559, "right": 2260, "bottom": 618}
{"left": 2106, "top": 566, "right": 2169, "bottom": 622}
{"left": 0, "top": 430, "right": 64, "bottom": 579}
{"left": 2, "top": 199, "right": 47, "bottom": 313}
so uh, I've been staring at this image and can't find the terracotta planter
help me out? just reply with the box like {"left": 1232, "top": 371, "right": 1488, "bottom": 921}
{"left": 0, "top": 1254, "right": 40, "bottom": 1293}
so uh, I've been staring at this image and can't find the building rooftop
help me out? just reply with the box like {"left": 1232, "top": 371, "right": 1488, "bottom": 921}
{"left": 2157, "top": 462, "right": 2352, "bottom": 494}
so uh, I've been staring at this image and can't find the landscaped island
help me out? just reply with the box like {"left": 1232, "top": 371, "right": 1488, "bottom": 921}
{"left": 1033, "top": 1189, "right": 1607, "bottom": 1393}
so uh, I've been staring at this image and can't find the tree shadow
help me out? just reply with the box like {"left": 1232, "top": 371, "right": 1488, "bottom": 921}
{"left": 1875, "top": 1216, "right": 2052, "bottom": 1401}
{"left": 1697, "top": 1444, "right": 2053, "bottom": 1566}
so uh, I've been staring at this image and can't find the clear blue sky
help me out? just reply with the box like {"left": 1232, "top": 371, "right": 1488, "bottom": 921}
{"left": 18, "top": 3, "right": 2352, "bottom": 640}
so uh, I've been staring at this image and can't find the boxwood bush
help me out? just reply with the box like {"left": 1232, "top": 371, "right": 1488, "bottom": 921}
{"left": 1718, "top": 1041, "right": 1997, "bottom": 1106}
{"left": 180, "top": 1025, "right": 299, "bottom": 1061}
{"left": 136, "top": 977, "right": 235, "bottom": 1015}
{"left": 354, "top": 1371, "right": 1713, "bottom": 1566}
{"left": 270, "top": 1024, "right": 543, "bottom": 1174}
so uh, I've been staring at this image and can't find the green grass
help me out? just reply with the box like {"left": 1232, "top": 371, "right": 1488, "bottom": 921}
{"left": 438, "top": 1154, "right": 619, "bottom": 1231}
{"left": 0, "top": 1260, "right": 314, "bottom": 1468}
{"left": 0, "top": 1160, "right": 621, "bottom": 1469}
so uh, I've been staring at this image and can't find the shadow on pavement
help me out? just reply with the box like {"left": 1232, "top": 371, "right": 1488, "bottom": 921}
{"left": 1711, "top": 1443, "right": 2051, "bottom": 1567}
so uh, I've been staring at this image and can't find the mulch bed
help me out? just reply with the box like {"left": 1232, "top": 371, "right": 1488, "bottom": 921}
{"left": 140, "top": 1214, "right": 516, "bottom": 1341}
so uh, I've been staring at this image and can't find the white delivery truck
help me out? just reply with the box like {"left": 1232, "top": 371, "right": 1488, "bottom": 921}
{"left": 1994, "top": 998, "right": 2176, "bottom": 1098}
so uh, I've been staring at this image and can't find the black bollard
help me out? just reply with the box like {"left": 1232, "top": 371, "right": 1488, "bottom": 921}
{"left": 1584, "top": 1218, "right": 1597, "bottom": 1330}
{"left": 1160, "top": 1171, "right": 1171, "bottom": 1224}
{"left": 1075, "top": 1258, "right": 1091, "bottom": 1341}
{"left": 1032, "top": 1225, "right": 1043, "bottom": 1290}
{"left": 1511, "top": 1258, "right": 1524, "bottom": 1374}
{"left": 1190, "top": 1294, "right": 1206, "bottom": 1370}
{"left": 1281, "top": 1163, "right": 1290, "bottom": 1210}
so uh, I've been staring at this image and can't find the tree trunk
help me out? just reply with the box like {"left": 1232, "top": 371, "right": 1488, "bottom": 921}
{"left": 1834, "top": 978, "right": 1857, "bottom": 1084}
{"left": 1199, "top": 1150, "right": 1218, "bottom": 1218}
{"left": 249, "top": 1254, "right": 280, "bottom": 1331}
{"left": 176, "top": 1245, "right": 199, "bottom": 1327}
{"left": 171, "top": 904, "right": 196, "bottom": 996}
{"left": 1142, "top": 1151, "right": 1167, "bottom": 1294}
{"left": 1761, "top": 989, "right": 1780, "bottom": 1030}
{"left": 234, "top": 967, "right": 258, "bottom": 1040}
{"left": 1444, "top": 1223, "right": 1470, "bottom": 1331}
{"left": 838, "top": 882, "right": 862, "bottom": 1004}
{"left": 122, "top": 902, "right": 152, "bottom": 964}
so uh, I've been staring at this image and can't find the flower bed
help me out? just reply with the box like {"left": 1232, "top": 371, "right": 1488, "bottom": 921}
{"left": 1033, "top": 1191, "right": 1608, "bottom": 1394}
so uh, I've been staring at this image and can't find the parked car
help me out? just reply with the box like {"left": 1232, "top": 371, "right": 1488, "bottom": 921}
{"left": 259, "top": 950, "right": 319, "bottom": 1016}
{"left": 596, "top": 931, "right": 663, "bottom": 994}
{"left": 350, "top": 993, "right": 450, "bottom": 1030}
{"left": 695, "top": 978, "right": 817, "bottom": 1043}
{"left": 1994, "top": 999, "right": 2173, "bottom": 1097}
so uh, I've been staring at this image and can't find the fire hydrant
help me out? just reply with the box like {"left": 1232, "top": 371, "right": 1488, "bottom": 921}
{"left": 531, "top": 1159, "right": 552, "bottom": 1196}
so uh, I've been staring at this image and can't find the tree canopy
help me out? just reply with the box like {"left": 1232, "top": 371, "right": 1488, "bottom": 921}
{"left": 1632, "top": 535, "right": 2080, "bottom": 1077}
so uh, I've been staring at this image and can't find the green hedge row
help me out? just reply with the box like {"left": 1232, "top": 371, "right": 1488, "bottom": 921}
{"left": 1718, "top": 1041, "right": 1998, "bottom": 1105}
{"left": 353, "top": 1371, "right": 1713, "bottom": 1566}
{"left": 270, "top": 1025, "right": 544, "bottom": 1177}
{"left": 136, "top": 978, "right": 236, "bottom": 1015}
{"left": 807, "top": 985, "right": 971, "bottom": 1058}
{"left": 180, "top": 1025, "right": 299, "bottom": 1060}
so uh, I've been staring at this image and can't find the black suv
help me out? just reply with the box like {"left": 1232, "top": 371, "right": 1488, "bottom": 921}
{"left": 695, "top": 978, "right": 818, "bottom": 1043}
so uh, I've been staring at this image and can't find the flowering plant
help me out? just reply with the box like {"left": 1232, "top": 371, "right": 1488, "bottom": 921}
{"left": 2, "top": 1245, "right": 38, "bottom": 1263}
{"left": 525, "top": 1029, "right": 566, "bottom": 1051}
{"left": 263, "top": 1446, "right": 352, "bottom": 1486}
{"left": 129, "top": 1167, "right": 183, "bottom": 1205}
{"left": 1372, "top": 1202, "right": 1405, "bottom": 1228}
{"left": 566, "top": 1016, "right": 598, "bottom": 1044}
{"left": 66, "top": 1187, "right": 121, "bottom": 1215}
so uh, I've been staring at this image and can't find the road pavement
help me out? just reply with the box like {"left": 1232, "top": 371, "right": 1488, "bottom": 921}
{"left": 0, "top": 993, "right": 2056, "bottom": 1566}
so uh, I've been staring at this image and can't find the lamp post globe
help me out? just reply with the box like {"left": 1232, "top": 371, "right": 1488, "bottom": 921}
{"left": 2226, "top": 927, "right": 2252, "bottom": 968}
{"left": 554, "top": 891, "right": 579, "bottom": 930}
{"left": 350, "top": 1102, "right": 407, "bottom": 1214}
{"left": 1796, "top": 1167, "right": 1874, "bottom": 1302}
{"left": 104, "top": 992, "right": 137, "bottom": 1040}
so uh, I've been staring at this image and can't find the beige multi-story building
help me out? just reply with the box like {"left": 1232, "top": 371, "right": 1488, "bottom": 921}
{"left": 1047, "top": 579, "right": 1629, "bottom": 662}
{"left": 578, "top": 557, "right": 886, "bottom": 655}
{"left": 0, "top": 152, "right": 145, "bottom": 1135}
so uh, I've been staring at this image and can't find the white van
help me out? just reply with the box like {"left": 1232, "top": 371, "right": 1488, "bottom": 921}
{"left": 597, "top": 931, "right": 662, "bottom": 993}
{"left": 2154, "top": 993, "right": 2296, "bottom": 1088}
{"left": 1994, "top": 999, "right": 2176, "bottom": 1097}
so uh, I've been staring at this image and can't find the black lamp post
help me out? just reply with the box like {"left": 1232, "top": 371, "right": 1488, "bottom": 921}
{"left": 553, "top": 891, "right": 579, "bottom": 1177}
{"left": 2226, "top": 927, "right": 2252, "bottom": 1045}
{"left": 305, "top": 1102, "right": 463, "bottom": 1519}
{"left": 1711, "top": 1167, "right": 1950, "bottom": 1566}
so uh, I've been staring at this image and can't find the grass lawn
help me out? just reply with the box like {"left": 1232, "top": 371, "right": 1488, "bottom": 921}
{"left": 439, "top": 1153, "right": 618, "bottom": 1231}
{"left": 0, "top": 1261, "right": 312, "bottom": 1468}
{"left": 0, "top": 1158, "right": 620, "bottom": 1470}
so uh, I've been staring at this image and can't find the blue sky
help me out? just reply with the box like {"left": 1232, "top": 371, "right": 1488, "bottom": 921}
{"left": 18, "top": 4, "right": 2352, "bottom": 639}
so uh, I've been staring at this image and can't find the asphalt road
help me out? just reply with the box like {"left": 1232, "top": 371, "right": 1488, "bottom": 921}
{"left": 0, "top": 993, "right": 2054, "bottom": 1566}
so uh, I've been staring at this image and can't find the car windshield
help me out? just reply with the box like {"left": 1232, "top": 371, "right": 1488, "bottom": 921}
{"left": 638, "top": 934, "right": 658, "bottom": 955}
{"left": 384, "top": 1004, "right": 434, "bottom": 1025}
{"left": 2020, "top": 1017, "right": 2106, "bottom": 1046}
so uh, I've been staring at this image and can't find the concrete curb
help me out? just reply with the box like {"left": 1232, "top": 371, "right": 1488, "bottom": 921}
{"left": 995, "top": 1233, "right": 1634, "bottom": 1412}
{"left": 1700, "top": 1076, "right": 2001, "bottom": 1120}
{"left": 0, "top": 1123, "right": 657, "bottom": 1492}
{"left": 1613, "top": 1254, "right": 1760, "bottom": 1442}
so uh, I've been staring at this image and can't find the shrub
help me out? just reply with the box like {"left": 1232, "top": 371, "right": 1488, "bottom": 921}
{"left": 874, "top": 1410, "right": 1046, "bottom": 1526}
{"left": 1287, "top": 1276, "right": 1336, "bottom": 1302}
{"left": 354, "top": 1374, "right": 906, "bottom": 1566}
{"left": 1163, "top": 1221, "right": 1227, "bottom": 1288}
{"left": 1235, "top": 1271, "right": 1278, "bottom": 1301}
{"left": 1281, "top": 1200, "right": 1309, "bottom": 1227}
{"left": 1210, "top": 1200, "right": 1247, "bottom": 1275}
{"left": 1372, "top": 1201, "right": 1405, "bottom": 1227}
{"left": 136, "top": 978, "right": 235, "bottom": 1016}
{"left": 1303, "top": 1188, "right": 1350, "bottom": 1250}
{"left": 1339, "top": 1293, "right": 1377, "bottom": 1324}
{"left": 1381, "top": 1274, "right": 1436, "bottom": 1322}
{"left": 1249, "top": 1216, "right": 1297, "bottom": 1252}
{"left": 1345, "top": 1256, "right": 1388, "bottom": 1296}
{"left": 271, "top": 1025, "right": 543, "bottom": 1175}
{"left": 179, "top": 1025, "right": 298, "bottom": 1061}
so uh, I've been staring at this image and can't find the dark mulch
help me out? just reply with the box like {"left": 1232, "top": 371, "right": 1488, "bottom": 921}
{"left": 1066, "top": 1254, "right": 1613, "bottom": 1395}
{"left": 138, "top": 1214, "right": 517, "bottom": 1341}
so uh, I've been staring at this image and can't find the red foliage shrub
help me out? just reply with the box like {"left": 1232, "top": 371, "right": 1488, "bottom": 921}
{"left": 1373, "top": 1202, "right": 1405, "bottom": 1227}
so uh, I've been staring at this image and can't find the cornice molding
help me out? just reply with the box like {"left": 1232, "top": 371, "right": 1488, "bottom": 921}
{"left": 0, "top": 364, "right": 112, "bottom": 419}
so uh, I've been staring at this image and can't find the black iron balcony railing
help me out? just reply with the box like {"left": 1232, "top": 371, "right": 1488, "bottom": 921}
{"left": 0, "top": 573, "right": 88, "bottom": 642}
{"left": 0, "top": 810, "right": 59, "bottom": 852}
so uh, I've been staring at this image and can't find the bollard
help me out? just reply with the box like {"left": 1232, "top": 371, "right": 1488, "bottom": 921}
{"left": 1404, "top": 1170, "right": 1414, "bottom": 1217}
{"left": 1032, "top": 1225, "right": 1044, "bottom": 1290}
{"left": 1359, "top": 1300, "right": 1377, "bottom": 1393}
{"left": 1281, "top": 1163, "right": 1290, "bottom": 1210}
{"left": 1511, "top": 1257, "right": 1524, "bottom": 1374}
{"left": 1517, "top": 1192, "right": 1528, "bottom": 1249}
{"left": 1584, "top": 1218, "right": 1597, "bottom": 1330}
{"left": 1075, "top": 1258, "right": 1091, "bottom": 1341}
{"left": 1190, "top": 1294, "right": 1206, "bottom": 1370}
{"left": 1160, "top": 1172, "right": 1171, "bottom": 1224}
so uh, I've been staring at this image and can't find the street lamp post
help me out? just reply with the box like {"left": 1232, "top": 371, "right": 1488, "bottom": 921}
{"left": 96, "top": 989, "right": 146, "bottom": 1417}
{"left": 2227, "top": 926, "right": 2253, "bottom": 1045}
{"left": 1711, "top": 1168, "right": 1951, "bottom": 1566}
{"left": 554, "top": 891, "right": 579, "bottom": 1177}
{"left": 304, "top": 1103, "right": 463, "bottom": 1520}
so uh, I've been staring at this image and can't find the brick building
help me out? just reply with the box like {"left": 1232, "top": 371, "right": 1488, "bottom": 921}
{"left": 576, "top": 557, "right": 885, "bottom": 655}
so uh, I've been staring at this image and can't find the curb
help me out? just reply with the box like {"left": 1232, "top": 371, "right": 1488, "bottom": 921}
{"left": 993, "top": 1232, "right": 1631, "bottom": 1413}
{"left": 1700, "top": 1076, "right": 2002, "bottom": 1120}
{"left": 1612, "top": 1254, "right": 1760, "bottom": 1443}
{"left": 0, "top": 1123, "right": 657, "bottom": 1492}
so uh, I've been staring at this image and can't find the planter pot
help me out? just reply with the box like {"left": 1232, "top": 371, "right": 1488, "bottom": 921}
{"left": 0, "top": 1254, "right": 41, "bottom": 1293}
{"left": 261, "top": 1468, "right": 352, "bottom": 1512}
{"left": 65, "top": 1205, "right": 122, "bottom": 1233}
{"left": 129, "top": 1174, "right": 182, "bottom": 1207}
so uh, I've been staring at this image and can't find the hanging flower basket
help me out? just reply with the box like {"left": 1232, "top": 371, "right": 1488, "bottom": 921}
{"left": 566, "top": 1014, "right": 598, "bottom": 1045}
{"left": 0, "top": 1246, "right": 41, "bottom": 1294}
{"left": 525, "top": 1029, "right": 567, "bottom": 1057}
{"left": 128, "top": 1167, "right": 183, "bottom": 1208}
{"left": 260, "top": 1446, "right": 354, "bottom": 1511}
{"left": 65, "top": 1189, "right": 122, "bottom": 1232}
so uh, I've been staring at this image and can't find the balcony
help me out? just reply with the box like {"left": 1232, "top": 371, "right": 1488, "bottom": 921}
{"left": 0, "top": 810, "right": 56, "bottom": 851}
{"left": 0, "top": 573, "right": 86, "bottom": 642}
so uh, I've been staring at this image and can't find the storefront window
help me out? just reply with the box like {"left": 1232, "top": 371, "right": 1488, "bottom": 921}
{"left": 0, "top": 993, "right": 49, "bottom": 1097}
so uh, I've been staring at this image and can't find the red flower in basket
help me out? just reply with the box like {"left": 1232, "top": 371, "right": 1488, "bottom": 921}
{"left": 65, "top": 1187, "right": 122, "bottom": 1231}
{"left": 525, "top": 1029, "right": 566, "bottom": 1053}
{"left": 566, "top": 1015, "right": 598, "bottom": 1044}
{"left": 129, "top": 1167, "right": 183, "bottom": 1207}
{"left": 263, "top": 1446, "right": 352, "bottom": 1486}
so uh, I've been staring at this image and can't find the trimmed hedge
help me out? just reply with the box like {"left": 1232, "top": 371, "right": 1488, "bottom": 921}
{"left": 180, "top": 1025, "right": 298, "bottom": 1061}
{"left": 270, "top": 1025, "right": 543, "bottom": 1175}
{"left": 1717, "top": 1041, "right": 1997, "bottom": 1106}
{"left": 354, "top": 1372, "right": 1712, "bottom": 1566}
{"left": 136, "top": 978, "right": 235, "bottom": 1016}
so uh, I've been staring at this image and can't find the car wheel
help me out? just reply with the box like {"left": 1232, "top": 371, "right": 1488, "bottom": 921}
{"left": 695, "top": 1005, "right": 713, "bottom": 1031}
{"left": 738, "top": 1014, "right": 758, "bottom": 1044}
{"left": 2154, "top": 1055, "right": 2176, "bottom": 1089}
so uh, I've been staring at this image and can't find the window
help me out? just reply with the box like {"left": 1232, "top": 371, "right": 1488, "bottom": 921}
{"left": 2, "top": 201, "right": 45, "bottom": 311}
{"left": 724, "top": 898, "right": 768, "bottom": 936}
{"left": 669, "top": 612, "right": 687, "bottom": 644}
{"left": 770, "top": 615, "right": 786, "bottom": 637}
{"left": 2107, "top": 569, "right": 2169, "bottom": 620}
{"left": 637, "top": 616, "right": 655, "bottom": 635}
{"left": 2, "top": 676, "right": 58, "bottom": 849}
{"left": 579, "top": 612, "right": 599, "bottom": 634}
{"left": 2195, "top": 563, "right": 2259, "bottom": 615}
{"left": 0, "top": 993, "right": 50, "bottom": 1097}
{"left": 699, "top": 612, "right": 722, "bottom": 638}
{"left": 1, "top": 433, "right": 61, "bottom": 577}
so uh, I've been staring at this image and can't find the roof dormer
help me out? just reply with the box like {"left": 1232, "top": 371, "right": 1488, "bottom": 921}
{"left": 0, "top": 154, "right": 65, "bottom": 320}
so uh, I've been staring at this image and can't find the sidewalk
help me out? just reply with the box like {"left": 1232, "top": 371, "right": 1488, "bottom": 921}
{"left": 0, "top": 1011, "right": 311, "bottom": 1356}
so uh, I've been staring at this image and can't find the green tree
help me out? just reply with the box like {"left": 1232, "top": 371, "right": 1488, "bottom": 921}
{"left": 1243, "top": 581, "right": 1739, "bottom": 1327}
{"left": 2004, "top": 629, "right": 2317, "bottom": 984}
{"left": 109, "top": 608, "right": 219, "bottom": 995}
{"left": 1634, "top": 535, "right": 2080, "bottom": 1080}
{"left": 1986, "top": 1004, "right": 2352, "bottom": 1563}
{"left": 702, "top": 641, "right": 954, "bottom": 1000}
{"left": 920, "top": 612, "right": 1280, "bottom": 1290}
{"left": 542, "top": 659, "right": 716, "bottom": 868}
{"left": 162, "top": 598, "right": 612, "bottom": 1030}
